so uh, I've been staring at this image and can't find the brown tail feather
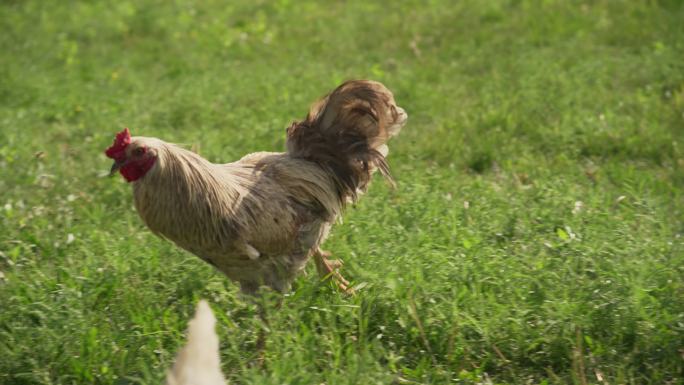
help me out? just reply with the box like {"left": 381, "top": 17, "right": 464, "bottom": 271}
{"left": 286, "top": 80, "right": 407, "bottom": 203}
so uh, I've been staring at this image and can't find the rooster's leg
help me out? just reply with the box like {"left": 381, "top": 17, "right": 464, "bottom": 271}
{"left": 314, "top": 248, "right": 353, "bottom": 293}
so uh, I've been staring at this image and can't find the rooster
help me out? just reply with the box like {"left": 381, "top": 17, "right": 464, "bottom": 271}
{"left": 106, "top": 80, "right": 407, "bottom": 294}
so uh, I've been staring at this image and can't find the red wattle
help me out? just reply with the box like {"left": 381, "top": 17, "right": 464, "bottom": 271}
{"left": 120, "top": 157, "right": 157, "bottom": 182}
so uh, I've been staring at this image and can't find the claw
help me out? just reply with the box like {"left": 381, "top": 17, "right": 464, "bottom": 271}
{"left": 313, "top": 249, "right": 354, "bottom": 294}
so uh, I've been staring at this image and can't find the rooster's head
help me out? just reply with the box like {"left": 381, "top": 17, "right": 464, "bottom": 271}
{"left": 105, "top": 128, "right": 158, "bottom": 182}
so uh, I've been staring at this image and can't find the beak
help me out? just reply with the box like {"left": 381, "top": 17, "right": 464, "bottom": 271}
{"left": 109, "top": 159, "right": 125, "bottom": 176}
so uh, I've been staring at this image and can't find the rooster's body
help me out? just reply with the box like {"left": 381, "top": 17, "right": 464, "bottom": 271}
{"left": 106, "top": 80, "right": 407, "bottom": 294}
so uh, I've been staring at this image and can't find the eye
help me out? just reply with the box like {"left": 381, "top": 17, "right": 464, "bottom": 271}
{"left": 133, "top": 147, "right": 146, "bottom": 156}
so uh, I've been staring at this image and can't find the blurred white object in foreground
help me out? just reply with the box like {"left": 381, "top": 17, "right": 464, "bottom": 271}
{"left": 166, "top": 300, "right": 227, "bottom": 385}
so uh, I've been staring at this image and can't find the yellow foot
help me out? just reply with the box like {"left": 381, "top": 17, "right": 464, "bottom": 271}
{"left": 314, "top": 249, "right": 354, "bottom": 294}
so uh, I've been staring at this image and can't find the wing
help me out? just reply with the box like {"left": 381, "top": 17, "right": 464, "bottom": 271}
{"left": 225, "top": 152, "right": 341, "bottom": 257}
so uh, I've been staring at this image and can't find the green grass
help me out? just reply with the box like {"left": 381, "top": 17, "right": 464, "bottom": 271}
{"left": 1, "top": 0, "right": 683, "bottom": 383}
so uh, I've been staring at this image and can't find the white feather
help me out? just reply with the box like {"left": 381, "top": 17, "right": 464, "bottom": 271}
{"left": 166, "top": 300, "right": 227, "bottom": 385}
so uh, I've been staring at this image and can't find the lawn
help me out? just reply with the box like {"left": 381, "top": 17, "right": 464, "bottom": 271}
{"left": 1, "top": 0, "right": 683, "bottom": 384}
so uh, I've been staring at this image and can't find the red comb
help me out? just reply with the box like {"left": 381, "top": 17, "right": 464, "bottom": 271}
{"left": 105, "top": 128, "right": 131, "bottom": 160}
